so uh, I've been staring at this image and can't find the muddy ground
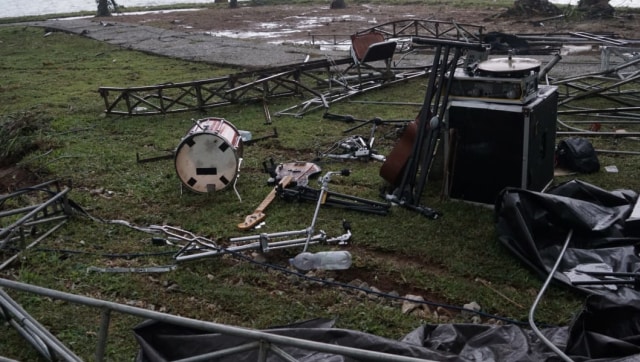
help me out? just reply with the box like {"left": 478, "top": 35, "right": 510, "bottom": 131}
{"left": 112, "top": 2, "right": 640, "bottom": 44}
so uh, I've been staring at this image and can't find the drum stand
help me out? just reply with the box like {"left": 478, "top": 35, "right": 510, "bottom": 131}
{"left": 277, "top": 186, "right": 390, "bottom": 215}
{"left": 166, "top": 170, "right": 353, "bottom": 263}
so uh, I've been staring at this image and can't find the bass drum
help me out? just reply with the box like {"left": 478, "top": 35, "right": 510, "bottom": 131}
{"left": 175, "top": 117, "right": 243, "bottom": 193}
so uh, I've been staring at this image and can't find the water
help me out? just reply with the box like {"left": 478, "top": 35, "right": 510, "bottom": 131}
{"left": 2, "top": 0, "right": 217, "bottom": 18}
{"left": 2, "top": 0, "right": 639, "bottom": 19}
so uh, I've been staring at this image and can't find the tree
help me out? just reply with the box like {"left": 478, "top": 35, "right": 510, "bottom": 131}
{"left": 506, "top": 0, "right": 614, "bottom": 19}
{"left": 577, "top": 0, "right": 614, "bottom": 18}
{"left": 96, "top": 0, "right": 111, "bottom": 17}
{"left": 330, "top": 0, "right": 347, "bottom": 9}
{"left": 507, "top": 0, "right": 562, "bottom": 17}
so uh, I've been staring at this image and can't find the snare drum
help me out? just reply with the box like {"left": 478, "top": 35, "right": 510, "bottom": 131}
{"left": 175, "top": 117, "right": 243, "bottom": 193}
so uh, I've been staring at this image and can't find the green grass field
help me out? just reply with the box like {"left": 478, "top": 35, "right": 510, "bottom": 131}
{"left": 1, "top": 1, "right": 640, "bottom": 360}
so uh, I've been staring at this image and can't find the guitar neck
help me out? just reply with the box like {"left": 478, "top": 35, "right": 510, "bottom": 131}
{"left": 254, "top": 175, "right": 292, "bottom": 213}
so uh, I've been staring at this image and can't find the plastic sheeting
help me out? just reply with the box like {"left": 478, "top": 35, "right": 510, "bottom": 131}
{"left": 134, "top": 318, "right": 570, "bottom": 362}
{"left": 496, "top": 179, "right": 640, "bottom": 360}
{"left": 495, "top": 179, "right": 640, "bottom": 299}
{"left": 133, "top": 179, "right": 640, "bottom": 361}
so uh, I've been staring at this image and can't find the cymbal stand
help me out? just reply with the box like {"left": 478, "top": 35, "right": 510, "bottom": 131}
{"left": 320, "top": 113, "right": 393, "bottom": 162}
{"left": 168, "top": 170, "right": 353, "bottom": 263}
{"left": 385, "top": 38, "right": 485, "bottom": 218}
{"left": 277, "top": 186, "right": 390, "bottom": 215}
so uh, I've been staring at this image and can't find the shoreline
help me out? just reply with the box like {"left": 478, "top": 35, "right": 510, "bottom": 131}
{"left": 3, "top": 0, "right": 640, "bottom": 22}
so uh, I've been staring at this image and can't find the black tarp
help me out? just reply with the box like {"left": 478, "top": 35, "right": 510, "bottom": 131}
{"left": 495, "top": 179, "right": 640, "bottom": 360}
{"left": 134, "top": 318, "right": 571, "bottom": 362}
{"left": 133, "top": 179, "right": 640, "bottom": 361}
{"left": 495, "top": 179, "right": 640, "bottom": 300}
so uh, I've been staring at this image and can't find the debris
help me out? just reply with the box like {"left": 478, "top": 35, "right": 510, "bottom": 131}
{"left": 462, "top": 301, "right": 482, "bottom": 319}
{"left": 401, "top": 294, "right": 425, "bottom": 315}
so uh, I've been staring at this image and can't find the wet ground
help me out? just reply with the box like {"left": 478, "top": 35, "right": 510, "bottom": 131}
{"left": 108, "top": 3, "right": 640, "bottom": 44}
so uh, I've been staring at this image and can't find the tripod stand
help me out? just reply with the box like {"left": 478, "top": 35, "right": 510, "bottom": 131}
{"left": 166, "top": 170, "right": 353, "bottom": 262}
{"left": 380, "top": 38, "right": 486, "bottom": 218}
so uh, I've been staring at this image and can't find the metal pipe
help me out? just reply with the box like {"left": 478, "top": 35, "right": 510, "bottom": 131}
{"left": 173, "top": 341, "right": 261, "bottom": 362}
{"left": 539, "top": 53, "right": 562, "bottom": 81}
{"left": 595, "top": 149, "right": 640, "bottom": 155}
{"left": 556, "top": 131, "right": 640, "bottom": 136}
{"left": 0, "top": 180, "right": 61, "bottom": 202}
{"left": 269, "top": 344, "right": 299, "bottom": 362}
{"left": 95, "top": 308, "right": 111, "bottom": 362}
{"left": 0, "top": 219, "right": 68, "bottom": 271}
{"left": 0, "top": 278, "right": 435, "bottom": 362}
{"left": 528, "top": 229, "right": 574, "bottom": 362}
{"left": 0, "top": 289, "right": 82, "bottom": 362}
{"left": 0, "top": 187, "right": 70, "bottom": 244}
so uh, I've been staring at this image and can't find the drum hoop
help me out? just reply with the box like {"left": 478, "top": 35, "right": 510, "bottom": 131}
{"left": 195, "top": 117, "right": 240, "bottom": 135}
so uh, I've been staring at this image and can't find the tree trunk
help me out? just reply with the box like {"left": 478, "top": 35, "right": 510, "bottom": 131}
{"left": 330, "top": 0, "right": 347, "bottom": 9}
{"left": 97, "top": 0, "right": 111, "bottom": 17}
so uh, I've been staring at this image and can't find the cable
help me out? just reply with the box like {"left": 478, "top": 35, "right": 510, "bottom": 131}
{"left": 223, "top": 246, "right": 537, "bottom": 327}
{"left": 528, "top": 229, "right": 575, "bottom": 362}
{"left": 35, "top": 192, "right": 547, "bottom": 327}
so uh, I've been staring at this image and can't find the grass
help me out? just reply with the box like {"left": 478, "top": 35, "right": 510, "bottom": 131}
{"left": 1, "top": 1, "right": 640, "bottom": 360}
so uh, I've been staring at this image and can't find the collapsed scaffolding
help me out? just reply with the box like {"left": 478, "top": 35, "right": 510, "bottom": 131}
{"left": 98, "top": 19, "right": 485, "bottom": 118}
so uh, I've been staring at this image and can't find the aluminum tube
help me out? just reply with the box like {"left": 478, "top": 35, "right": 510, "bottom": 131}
{"left": 528, "top": 229, "right": 574, "bottom": 362}
{"left": 0, "top": 180, "right": 61, "bottom": 202}
{"left": 0, "top": 220, "right": 68, "bottom": 271}
{"left": 268, "top": 344, "right": 299, "bottom": 362}
{"left": 95, "top": 308, "right": 111, "bottom": 362}
{"left": 229, "top": 228, "right": 309, "bottom": 243}
{"left": 0, "top": 289, "right": 82, "bottom": 361}
{"left": 0, "top": 278, "right": 435, "bottom": 362}
{"left": 0, "top": 205, "right": 41, "bottom": 218}
{"left": 173, "top": 341, "right": 261, "bottom": 362}
{"left": 0, "top": 187, "right": 70, "bottom": 242}
{"left": 175, "top": 234, "right": 326, "bottom": 262}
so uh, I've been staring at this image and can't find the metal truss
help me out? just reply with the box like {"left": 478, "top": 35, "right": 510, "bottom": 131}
{"left": 98, "top": 20, "right": 485, "bottom": 118}
{"left": 552, "top": 53, "right": 640, "bottom": 132}
{"left": 99, "top": 58, "right": 349, "bottom": 117}
{"left": 0, "top": 180, "right": 72, "bottom": 270}
{"left": 98, "top": 55, "right": 429, "bottom": 118}
{"left": 352, "top": 19, "right": 485, "bottom": 45}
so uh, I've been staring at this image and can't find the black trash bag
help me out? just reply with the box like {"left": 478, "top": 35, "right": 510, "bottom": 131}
{"left": 556, "top": 137, "right": 600, "bottom": 173}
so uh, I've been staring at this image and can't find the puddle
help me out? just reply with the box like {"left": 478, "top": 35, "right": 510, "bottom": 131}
{"left": 204, "top": 14, "right": 373, "bottom": 44}
{"left": 207, "top": 29, "right": 299, "bottom": 39}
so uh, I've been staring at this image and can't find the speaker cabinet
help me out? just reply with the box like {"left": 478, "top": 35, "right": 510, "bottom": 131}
{"left": 445, "top": 85, "right": 558, "bottom": 205}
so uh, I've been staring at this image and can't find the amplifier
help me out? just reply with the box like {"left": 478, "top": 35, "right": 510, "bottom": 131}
{"left": 448, "top": 68, "right": 539, "bottom": 105}
{"left": 445, "top": 85, "right": 558, "bottom": 205}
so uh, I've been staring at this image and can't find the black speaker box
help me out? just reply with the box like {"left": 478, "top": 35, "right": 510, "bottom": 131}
{"left": 446, "top": 85, "right": 558, "bottom": 205}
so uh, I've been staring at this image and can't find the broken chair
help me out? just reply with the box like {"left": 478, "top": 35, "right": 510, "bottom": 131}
{"left": 348, "top": 31, "right": 397, "bottom": 86}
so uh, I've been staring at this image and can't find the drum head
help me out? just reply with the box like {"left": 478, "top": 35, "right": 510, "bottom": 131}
{"left": 175, "top": 132, "right": 239, "bottom": 193}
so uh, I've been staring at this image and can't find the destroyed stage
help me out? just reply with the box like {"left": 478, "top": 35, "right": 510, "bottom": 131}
{"left": 4, "top": 8, "right": 640, "bottom": 362}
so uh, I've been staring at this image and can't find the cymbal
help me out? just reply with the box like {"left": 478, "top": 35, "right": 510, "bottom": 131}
{"left": 477, "top": 57, "right": 541, "bottom": 74}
